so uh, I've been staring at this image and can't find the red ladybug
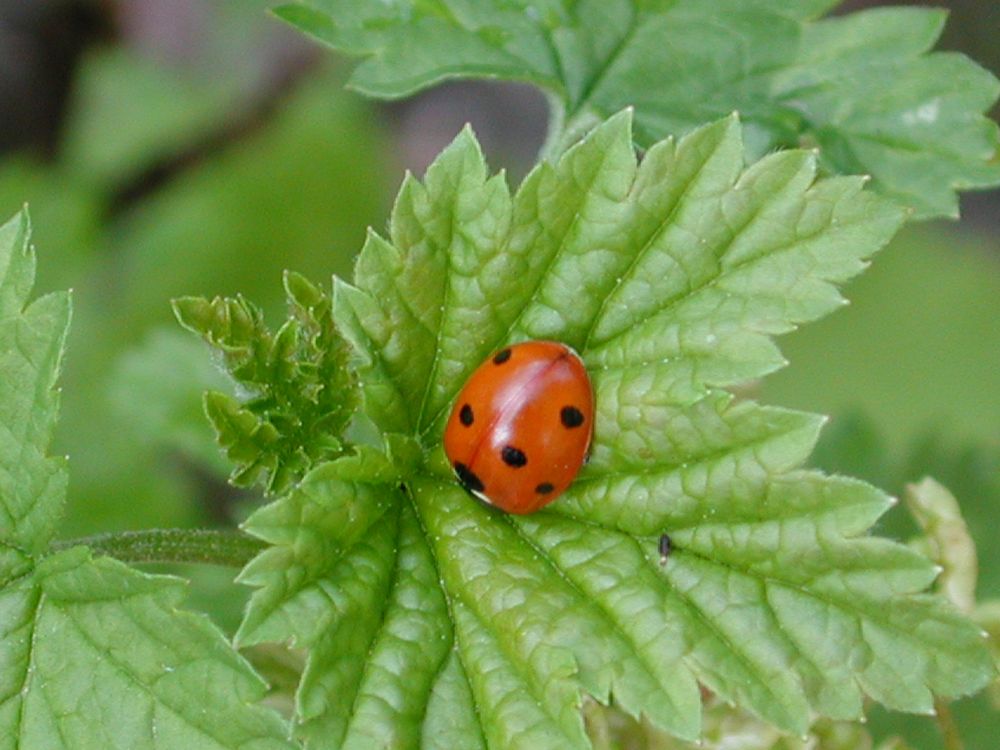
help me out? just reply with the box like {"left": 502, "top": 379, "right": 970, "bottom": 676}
{"left": 443, "top": 340, "right": 594, "bottom": 514}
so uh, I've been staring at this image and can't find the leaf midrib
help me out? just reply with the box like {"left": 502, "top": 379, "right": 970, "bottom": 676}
{"left": 402, "top": 487, "right": 488, "bottom": 748}
{"left": 341, "top": 505, "right": 405, "bottom": 742}
{"left": 570, "top": 403, "right": 812, "bottom": 489}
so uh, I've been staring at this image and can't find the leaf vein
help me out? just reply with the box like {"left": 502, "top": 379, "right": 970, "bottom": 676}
{"left": 507, "top": 515, "right": 690, "bottom": 717}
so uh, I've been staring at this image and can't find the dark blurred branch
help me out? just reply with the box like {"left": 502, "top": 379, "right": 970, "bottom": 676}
{"left": 106, "top": 51, "right": 318, "bottom": 218}
{"left": 0, "top": 0, "right": 112, "bottom": 155}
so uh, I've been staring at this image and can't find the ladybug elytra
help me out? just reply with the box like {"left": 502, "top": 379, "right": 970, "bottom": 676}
{"left": 443, "top": 341, "right": 594, "bottom": 514}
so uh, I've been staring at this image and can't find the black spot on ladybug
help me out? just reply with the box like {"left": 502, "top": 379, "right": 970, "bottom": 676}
{"left": 459, "top": 403, "right": 474, "bottom": 426}
{"left": 561, "top": 406, "right": 585, "bottom": 428}
{"left": 535, "top": 482, "right": 555, "bottom": 495}
{"left": 453, "top": 462, "right": 484, "bottom": 493}
{"left": 658, "top": 533, "right": 672, "bottom": 564}
{"left": 493, "top": 348, "right": 512, "bottom": 365}
{"left": 501, "top": 445, "right": 527, "bottom": 467}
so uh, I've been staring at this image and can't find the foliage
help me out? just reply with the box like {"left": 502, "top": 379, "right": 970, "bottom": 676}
{"left": 0, "top": 211, "right": 291, "bottom": 748}
{"left": 175, "top": 272, "right": 359, "bottom": 494}
{"left": 0, "top": 2, "right": 997, "bottom": 748}
{"left": 277, "top": 0, "right": 1000, "bottom": 218}
{"left": 582, "top": 695, "right": 914, "bottom": 750}
{"left": 796, "top": 416, "right": 1000, "bottom": 747}
{"left": 0, "top": 49, "right": 388, "bottom": 536}
{"left": 226, "top": 114, "right": 993, "bottom": 747}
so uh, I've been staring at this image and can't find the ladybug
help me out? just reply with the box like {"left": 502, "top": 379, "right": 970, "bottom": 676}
{"left": 443, "top": 340, "right": 594, "bottom": 514}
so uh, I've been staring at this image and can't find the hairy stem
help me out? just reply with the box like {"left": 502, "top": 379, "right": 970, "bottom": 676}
{"left": 53, "top": 528, "right": 266, "bottom": 567}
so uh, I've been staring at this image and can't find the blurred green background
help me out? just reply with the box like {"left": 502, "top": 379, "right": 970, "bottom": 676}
{"left": 0, "top": 1, "right": 997, "bottom": 748}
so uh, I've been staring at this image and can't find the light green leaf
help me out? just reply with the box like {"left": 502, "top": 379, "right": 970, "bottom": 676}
{"left": 975, "top": 600, "right": 1000, "bottom": 711}
{"left": 234, "top": 116, "right": 994, "bottom": 747}
{"left": 0, "top": 210, "right": 70, "bottom": 554}
{"left": 583, "top": 694, "right": 915, "bottom": 749}
{"left": 905, "top": 477, "right": 977, "bottom": 614}
{"left": 0, "top": 209, "right": 292, "bottom": 749}
{"left": 4, "top": 548, "right": 292, "bottom": 750}
{"left": 238, "top": 448, "right": 457, "bottom": 749}
{"left": 277, "top": 1, "right": 1000, "bottom": 219}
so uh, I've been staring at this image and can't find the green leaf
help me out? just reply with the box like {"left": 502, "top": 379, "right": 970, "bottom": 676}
{"left": 3, "top": 548, "right": 292, "bottom": 750}
{"left": 975, "top": 601, "right": 1000, "bottom": 710}
{"left": 175, "top": 270, "right": 359, "bottom": 493}
{"left": 905, "top": 477, "right": 978, "bottom": 614}
{"left": 0, "top": 210, "right": 70, "bottom": 554}
{"left": 582, "top": 694, "right": 915, "bottom": 749}
{"left": 277, "top": 1, "right": 1000, "bottom": 219}
{"left": 235, "top": 116, "right": 994, "bottom": 746}
{"left": 237, "top": 448, "right": 457, "bottom": 749}
{"left": 805, "top": 420, "right": 1000, "bottom": 748}
{"left": 0, "top": 209, "right": 291, "bottom": 748}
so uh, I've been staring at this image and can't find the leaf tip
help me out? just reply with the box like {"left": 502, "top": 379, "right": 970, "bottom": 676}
{"left": 444, "top": 122, "right": 487, "bottom": 162}
{"left": 17, "top": 201, "right": 31, "bottom": 229}
{"left": 597, "top": 107, "right": 636, "bottom": 144}
{"left": 171, "top": 296, "right": 205, "bottom": 331}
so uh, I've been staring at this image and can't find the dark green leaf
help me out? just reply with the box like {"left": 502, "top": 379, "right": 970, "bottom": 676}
{"left": 0, "top": 210, "right": 70, "bottom": 554}
{"left": 278, "top": 1, "right": 1000, "bottom": 218}
{"left": 175, "top": 271, "right": 359, "bottom": 493}
{"left": 0, "top": 210, "right": 291, "bottom": 749}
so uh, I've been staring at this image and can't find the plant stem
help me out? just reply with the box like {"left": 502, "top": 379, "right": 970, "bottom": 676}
{"left": 934, "top": 698, "right": 964, "bottom": 750}
{"left": 52, "top": 528, "right": 266, "bottom": 568}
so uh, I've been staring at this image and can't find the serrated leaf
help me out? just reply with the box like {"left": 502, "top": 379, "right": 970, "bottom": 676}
{"left": 905, "top": 477, "right": 977, "bottom": 613}
{"left": 175, "top": 270, "right": 359, "bottom": 493}
{"left": 0, "top": 209, "right": 291, "bottom": 749}
{"left": 3, "top": 548, "right": 293, "bottom": 750}
{"left": 277, "top": 0, "right": 1000, "bottom": 219}
{"left": 0, "top": 210, "right": 70, "bottom": 554}
{"left": 583, "top": 694, "right": 914, "bottom": 749}
{"left": 238, "top": 448, "right": 458, "bottom": 749}
{"left": 234, "top": 116, "right": 994, "bottom": 747}
{"left": 974, "top": 600, "right": 1000, "bottom": 711}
